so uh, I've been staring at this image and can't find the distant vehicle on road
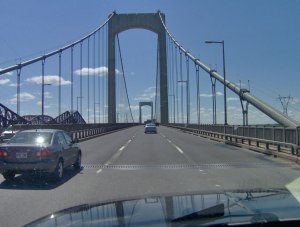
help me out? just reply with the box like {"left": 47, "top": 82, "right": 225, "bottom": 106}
{"left": 0, "top": 129, "right": 81, "bottom": 182}
{"left": 0, "top": 125, "right": 18, "bottom": 143}
{"left": 144, "top": 124, "right": 157, "bottom": 134}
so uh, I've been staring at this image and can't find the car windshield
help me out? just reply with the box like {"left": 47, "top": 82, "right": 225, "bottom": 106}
{"left": 1, "top": 1, "right": 300, "bottom": 226}
{"left": 9, "top": 132, "right": 53, "bottom": 145}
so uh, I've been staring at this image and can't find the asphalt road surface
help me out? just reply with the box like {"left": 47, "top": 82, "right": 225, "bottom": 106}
{"left": 0, "top": 126, "right": 299, "bottom": 226}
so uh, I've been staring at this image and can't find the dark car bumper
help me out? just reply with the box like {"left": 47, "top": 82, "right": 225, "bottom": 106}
{"left": 0, "top": 159, "right": 57, "bottom": 174}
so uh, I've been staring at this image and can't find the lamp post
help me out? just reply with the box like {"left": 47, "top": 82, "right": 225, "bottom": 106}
{"left": 177, "top": 80, "right": 189, "bottom": 125}
{"left": 205, "top": 40, "right": 228, "bottom": 125}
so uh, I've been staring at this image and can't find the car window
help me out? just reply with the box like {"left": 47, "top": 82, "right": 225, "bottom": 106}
{"left": 9, "top": 132, "right": 53, "bottom": 144}
{"left": 56, "top": 132, "right": 67, "bottom": 145}
{"left": 63, "top": 132, "right": 72, "bottom": 144}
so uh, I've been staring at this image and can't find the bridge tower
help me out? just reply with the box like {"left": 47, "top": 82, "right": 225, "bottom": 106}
{"left": 139, "top": 101, "right": 153, "bottom": 124}
{"left": 108, "top": 12, "right": 168, "bottom": 124}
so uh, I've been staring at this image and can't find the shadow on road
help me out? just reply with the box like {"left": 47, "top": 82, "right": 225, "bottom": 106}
{"left": 0, "top": 167, "right": 83, "bottom": 190}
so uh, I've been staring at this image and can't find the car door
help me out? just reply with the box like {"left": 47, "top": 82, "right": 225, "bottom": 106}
{"left": 56, "top": 131, "right": 72, "bottom": 167}
{"left": 63, "top": 132, "right": 78, "bottom": 164}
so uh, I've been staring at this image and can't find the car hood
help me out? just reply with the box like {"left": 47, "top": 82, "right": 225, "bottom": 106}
{"left": 25, "top": 189, "right": 300, "bottom": 226}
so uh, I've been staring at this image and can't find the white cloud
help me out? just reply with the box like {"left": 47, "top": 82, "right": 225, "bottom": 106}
{"left": 26, "top": 75, "right": 71, "bottom": 86}
{"left": 200, "top": 91, "right": 223, "bottom": 98}
{"left": 37, "top": 101, "right": 50, "bottom": 108}
{"left": 130, "top": 105, "right": 140, "bottom": 111}
{"left": 74, "top": 67, "right": 121, "bottom": 76}
{"left": 145, "top": 86, "right": 156, "bottom": 92}
{"left": 227, "top": 97, "right": 239, "bottom": 102}
{"left": 0, "top": 79, "right": 10, "bottom": 85}
{"left": 9, "top": 83, "right": 20, "bottom": 87}
{"left": 134, "top": 92, "right": 156, "bottom": 101}
{"left": 44, "top": 91, "right": 52, "bottom": 99}
{"left": 10, "top": 92, "right": 35, "bottom": 104}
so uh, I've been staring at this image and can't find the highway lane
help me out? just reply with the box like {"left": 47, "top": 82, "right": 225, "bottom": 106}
{"left": 0, "top": 125, "right": 300, "bottom": 226}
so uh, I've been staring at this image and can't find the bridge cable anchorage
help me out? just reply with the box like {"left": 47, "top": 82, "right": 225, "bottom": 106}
{"left": 157, "top": 12, "right": 300, "bottom": 128}
{"left": 116, "top": 34, "right": 134, "bottom": 123}
{"left": 0, "top": 13, "right": 115, "bottom": 76}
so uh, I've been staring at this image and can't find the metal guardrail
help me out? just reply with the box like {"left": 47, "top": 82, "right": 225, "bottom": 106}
{"left": 166, "top": 124, "right": 299, "bottom": 158}
{"left": 0, "top": 123, "right": 139, "bottom": 144}
{"left": 70, "top": 124, "right": 138, "bottom": 141}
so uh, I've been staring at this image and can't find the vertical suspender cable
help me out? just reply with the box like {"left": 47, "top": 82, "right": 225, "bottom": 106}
{"left": 87, "top": 38, "right": 90, "bottom": 123}
{"left": 102, "top": 27, "right": 105, "bottom": 123}
{"left": 16, "top": 67, "right": 21, "bottom": 115}
{"left": 98, "top": 31, "right": 101, "bottom": 123}
{"left": 185, "top": 54, "right": 190, "bottom": 124}
{"left": 93, "top": 34, "right": 96, "bottom": 123}
{"left": 179, "top": 50, "right": 183, "bottom": 123}
{"left": 167, "top": 37, "right": 171, "bottom": 122}
{"left": 171, "top": 42, "right": 175, "bottom": 123}
{"left": 71, "top": 46, "right": 74, "bottom": 113}
{"left": 195, "top": 63, "right": 200, "bottom": 125}
{"left": 154, "top": 37, "right": 159, "bottom": 121}
{"left": 58, "top": 51, "right": 62, "bottom": 116}
{"left": 105, "top": 24, "right": 108, "bottom": 122}
{"left": 175, "top": 46, "right": 179, "bottom": 124}
{"left": 79, "top": 42, "right": 83, "bottom": 115}
{"left": 41, "top": 58, "right": 45, "bottom": 122}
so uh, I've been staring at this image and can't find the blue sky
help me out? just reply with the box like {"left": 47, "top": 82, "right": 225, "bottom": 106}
{"left": 0, "top": 0, "right": 300, "bottom": 124}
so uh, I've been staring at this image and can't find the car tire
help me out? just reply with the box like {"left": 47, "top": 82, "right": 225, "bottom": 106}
{"left": 53, "top": 159, "right": 64, "bottom": 181}
{"left": 2, "top": 172, "right": 15, "bottom": 181}
{"left": 74, "top": 152, "right": 81, "bottom": 170}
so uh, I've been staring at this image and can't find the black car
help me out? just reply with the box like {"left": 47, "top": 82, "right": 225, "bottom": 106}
{"left": 0, "top": 129, "right": 81, "bottom": 181}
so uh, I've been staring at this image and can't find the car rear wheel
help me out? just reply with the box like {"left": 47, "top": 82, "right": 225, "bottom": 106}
{"left": 74, "top": 152, "right": 81, "bottom": 170}
{"left": 3, "top": 172, "right": 15, "bottom": 181}
{"left": 53, "top": 159, "right": 64, "bottom": 181}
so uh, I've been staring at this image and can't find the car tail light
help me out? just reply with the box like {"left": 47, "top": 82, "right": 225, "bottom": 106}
{"left": 0, "top": 149, "right": 8, "bottom": 157}
{"left": 36, "top": 149, "right": 52, "bottom": 157}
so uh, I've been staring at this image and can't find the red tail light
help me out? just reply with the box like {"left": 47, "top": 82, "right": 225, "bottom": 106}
{"left": 36, "top": 149, "right": 52, "bottom": 157}
{"left": 0, "top": 149, "right": 8, "bottom": 157}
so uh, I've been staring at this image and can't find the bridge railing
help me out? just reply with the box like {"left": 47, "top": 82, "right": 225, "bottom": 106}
{"left": 10, "top": 123, "right": 139, "bottom": 142}
{"left": 165, "top": 124, "right": 300, "bottom": 158}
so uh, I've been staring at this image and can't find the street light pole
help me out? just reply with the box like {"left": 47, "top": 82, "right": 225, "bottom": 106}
{"left": 205, "top": 40, "right": 228, "bottom": 125}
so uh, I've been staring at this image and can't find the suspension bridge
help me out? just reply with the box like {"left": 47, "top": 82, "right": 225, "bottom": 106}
{"left": 1, "top": 11, "right": 300, "bottom": 226}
